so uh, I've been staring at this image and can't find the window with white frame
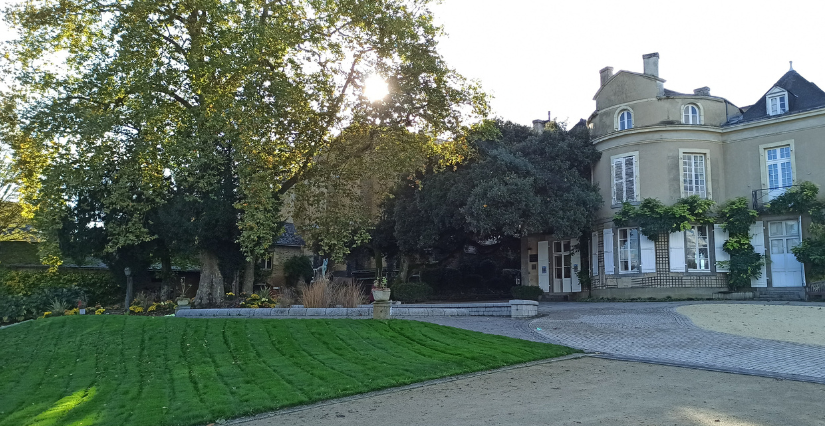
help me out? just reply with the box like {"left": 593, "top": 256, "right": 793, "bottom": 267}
{"left": 260, "top": 254, "right": 273, "bottom": 270}
{"left": 766, "top": 89, "right": 788, "bottom": 116}
{"left": 618, "top": 109, "right": 633, "bottom": 130}
{"left": 766, "top": 146, "right": 793, "bottom": 199}
{"left": 612, "top": 154, "right": 638, "bottom": 204}
{"left": 618, "top": 228, "right": 641, "bottom": 273}
{"left": 683, "top": 104, "right": 700, "bottom": 124}
{"left": 685, "top": 225, "right": 710, "bottom": 271}
{"left": 682, "top": 153, "right": 707, "bottom": 198}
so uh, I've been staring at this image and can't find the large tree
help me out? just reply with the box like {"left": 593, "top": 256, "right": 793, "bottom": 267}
{"left": 1, "top": 0, "right": 486, "bottom": 305}
{"left": 390, "top": 119, "right": 602, "bottom": 261}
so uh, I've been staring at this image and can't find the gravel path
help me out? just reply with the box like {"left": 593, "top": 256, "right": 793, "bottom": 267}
{"left": 413, "top": 301, "right": 825, "bottom": 384}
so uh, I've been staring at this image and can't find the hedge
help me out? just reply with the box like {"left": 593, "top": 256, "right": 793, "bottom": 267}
{"left": 391, "top": 283, "right": 433, "bottom": 303}
{"left": 511, "top": 285, "right": 544, "bottom": 301}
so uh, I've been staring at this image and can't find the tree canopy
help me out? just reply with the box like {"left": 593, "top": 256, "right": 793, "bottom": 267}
{"left": 0, "top": 0, "right": 487, "bottom": 304}
{"left": 387, "top": 119, "right": 602, "bottom": 260}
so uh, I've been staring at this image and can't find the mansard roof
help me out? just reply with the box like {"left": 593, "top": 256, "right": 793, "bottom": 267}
{"left": 731, "top": 70, "right": 825, "bottom": 125}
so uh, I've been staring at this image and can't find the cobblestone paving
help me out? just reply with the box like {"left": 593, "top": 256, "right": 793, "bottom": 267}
{"left": 414, "top": 302, "right": 825, "bottom": 384}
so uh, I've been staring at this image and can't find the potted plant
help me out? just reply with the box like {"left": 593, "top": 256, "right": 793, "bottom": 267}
{"left": 371, "top": 275, "right": 391, "bottom": 302}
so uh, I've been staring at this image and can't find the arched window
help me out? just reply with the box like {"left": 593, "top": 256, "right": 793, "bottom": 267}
{"left": 683, "top": 104, "right": 700, "bottom": 124}
{"left": 618, "top": 109, "right": 633, "bottom": 130}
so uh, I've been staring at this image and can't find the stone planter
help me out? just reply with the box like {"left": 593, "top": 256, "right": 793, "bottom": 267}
{"left": 176, "top": 297, "right": 191, "bottom": 310}
{"left": 372, "top": 288, "right": 391, "bottom": 302}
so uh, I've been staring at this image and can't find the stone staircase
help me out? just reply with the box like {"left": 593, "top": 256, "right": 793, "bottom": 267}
{"left": 753, "top": 287, "right": 807, "bottom": 301}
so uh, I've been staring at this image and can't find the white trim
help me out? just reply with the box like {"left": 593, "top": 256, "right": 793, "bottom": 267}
{"left": 640, "top": 233, "right": 656, "bottom": 273}
{"left": 615, "top": 107, "right": 634, "bottom": 131}
{"left": 617, "top": 227, "right": 641, "bottom": 274}
{"left": 538, "top": 241, "right": 550, "bottom": 292}
{"left": 766, "top": 87, "right": 789, "bottom": 116}
{"left": 591, "top": 231, "right": 599, "bottom": 276}
{"left": 669, "top": 231, "right": 686, "bottom": 272}
{"left": 603, "top": 228, "right": 615, "bottom": 275}
{"left": 758, "top": 140, "right": 796, "bottom": 193}
{"left": 714, "top": 224, "right": 730, "bottom": 272}
{"left": 750, "top": 221, "right": 768, "bottom": 288}
{"left": 685, "top": 224, "right": 712, "bottom": 272}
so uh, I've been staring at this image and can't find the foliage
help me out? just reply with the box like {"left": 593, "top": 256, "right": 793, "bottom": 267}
{"left": 0, "top": 316, "right": 577, "bottom": 425}
{"left": 766, "top": 182, "right": 825, "bottom": 279}
{"left": 283, "top": 256, "right": 314, "bottom": 287}
{"left": 792, "top": 224, "right": 825, "bottom": 279}
{"left": 297, "top": 275, "right": 366, "bottom": 308}
{"left": 716, "top": 198, "right": 763, "bottom": 291}
{"left": 613, "top": 196, "right": 715, "bottom": 241}
{"left": 391, "top": 283, "right": 433, "bottom": 303}
{"left": 511, "top": 286, "right": 544, "bottom": 301}
{"left": 390, "top": 119, "right": 601, "bottom": 260}
{"left": 0, "top": 147, "right": 36, "bottom": 242}
{"left": 0, "top": 286, "right": 85, "bottom": 323}
{"left": 765, "top": 182, "right": 824, "bottom": 218}
{"left": 0, "top": 267, "right": 119, "bottom": 304}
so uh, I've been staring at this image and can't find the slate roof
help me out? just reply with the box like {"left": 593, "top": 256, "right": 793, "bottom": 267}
{"left": 728, "top": 70, "right": 825, "bottom": 125}
{"left": 663, "top": 88, "right": 687, "bottom": 96}
{"left": 274, "top": 222, "right": 306, "bottom": 247}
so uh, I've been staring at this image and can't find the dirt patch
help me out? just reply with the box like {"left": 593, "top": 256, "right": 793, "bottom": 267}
{"left": 677, "top": 303, "right": 825, "bottom": 346}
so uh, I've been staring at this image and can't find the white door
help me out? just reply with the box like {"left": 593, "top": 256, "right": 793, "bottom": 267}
{"left": 766, "top": 146, "right": 793, "bottom": 200}
{"left": 538, "top": 241, "right": 550, "bottom": 292}
{"left": 553, "top": 240, "right": 576, "bottom": 292}
{"left": 768, "top": 219, "right": 804, "bottom": 287}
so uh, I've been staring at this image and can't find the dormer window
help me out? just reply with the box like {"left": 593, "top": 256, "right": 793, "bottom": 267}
{"left": 682, "top": 104, "right": 700, "bottom": 124}
{"left": 766, "top": 87, "right": 788, "bottom": 116}
{"left": 618, "top": 109, "right": 633, "bottom": 130}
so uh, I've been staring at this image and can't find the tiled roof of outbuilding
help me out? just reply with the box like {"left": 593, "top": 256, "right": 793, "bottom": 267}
{"left": 274, "top": 222, "right": 306, "bottom": 247}
{"left": 728, "top": 70, "right": 825, "bottom": 125}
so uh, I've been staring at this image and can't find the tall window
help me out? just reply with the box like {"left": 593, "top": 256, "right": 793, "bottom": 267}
{"left": 682, "top": 154, "right": 707, "bottom": 198}
{"left": 612, "top": 155, "right": 637, "bottom": 204}
{"left": 618, "top": 228, "right": 641, "bottom": 273}
{"left": 683, "top": 104, "right": 700, "bottom": 124}
{"left": 260, "top": 254, "right": 273, "bottom": 270}
{"left": 768, "top": 94, "right": 787, "bottom": 115}
{"left": 618, "top": 110, "right": 633, "bottom": 130}
{"left": 766, "top": 146, "right": 792, "bottom": 199}
{"left": 685, "top": 225, "right": 710, "bottom": 271}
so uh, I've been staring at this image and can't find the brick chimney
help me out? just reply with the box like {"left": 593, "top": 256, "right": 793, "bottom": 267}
{"left": 643, "top": 52, "right": 659, "bottom": 78}
{"left": 599, "top": 66, "right": 614, "bottom": 87}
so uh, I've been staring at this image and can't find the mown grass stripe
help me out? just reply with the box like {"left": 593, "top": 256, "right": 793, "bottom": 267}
{"left": 0, "top": 316, "right": 576, "bottom": 426}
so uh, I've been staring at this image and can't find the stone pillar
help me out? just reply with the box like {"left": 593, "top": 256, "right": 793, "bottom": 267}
{"left": 373, "top": 301, "right": 391, "bottom": 319}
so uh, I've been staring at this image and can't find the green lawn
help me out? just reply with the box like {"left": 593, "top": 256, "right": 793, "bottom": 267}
{"left": 0, "top": 316, "right": 577, "bottom": 426}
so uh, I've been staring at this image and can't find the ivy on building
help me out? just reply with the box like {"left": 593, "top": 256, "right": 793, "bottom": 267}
{"left": 613, "top": 195, "right": 763, "bottom": 291}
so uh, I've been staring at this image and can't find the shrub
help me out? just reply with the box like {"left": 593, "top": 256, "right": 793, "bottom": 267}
{"left": 283, "top": 256, "right": 314, "bottom": 287}
{"left": 391, "top": 283, "right": 433, "bottom": 303}
{"left": 420, "top": 268, "right": 443, "bottom": 289}
{"left": 0, "top": 286, "right": 86, "bottom": 323}
{"left": 299, "top": 276, "right": 366, "bottom": 308}
{"left": 0, "top": 268, "right": 118, "bottom": 304}
{"left": 511, "top": 286, "right": 544, "bottom": 301}
{"left": 299, "top": 278, "right": 330, "bottom": 308}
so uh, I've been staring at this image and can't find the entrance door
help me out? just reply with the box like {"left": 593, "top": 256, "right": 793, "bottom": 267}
{"left": 552, "top": 239, "right": 580, "bottom": 292}
{"left": 768, "top": 219, "right": 804, "bottom": 287}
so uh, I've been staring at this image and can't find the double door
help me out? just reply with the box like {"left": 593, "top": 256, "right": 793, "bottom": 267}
{"left": 768, "top": 220, "right": 804, "bottom": 287}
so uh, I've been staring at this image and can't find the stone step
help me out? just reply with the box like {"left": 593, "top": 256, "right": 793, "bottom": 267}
{"left": 753, "top": 288, "right": 806, "bottom": 301}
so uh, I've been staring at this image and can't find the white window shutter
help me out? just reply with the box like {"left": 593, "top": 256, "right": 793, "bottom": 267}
{"left": 625, "top": 156, "right": 636, "bottom": 202}
{"left": 669, "top": 231, "right": 686, "bottom": 272}
{"left": 571, "top": 238, "right": 582, "bottom": 292}
{"left": 640, "top": 233, "right": 656, "bottom": 273}
{"left": 591, "top": 231, "right": 599, "bottom": 276}
{"left": 538, "top": 241, "right": 550, "bottom": 292}
{"left": 750, "top": 221, "right": 768, "bottom": 287}
{"left": 603, "top": 228, "right": 615, "bottom": 275}
{"left": 612, "top": 158, "right": 622, "bottom": 205}
{"left": 713, "top": 224, "right": 730, "bottom": 272}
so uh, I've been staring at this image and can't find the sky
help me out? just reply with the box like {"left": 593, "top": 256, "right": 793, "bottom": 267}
{"left": 429, "top": 0, "right": 825, "bottom": 126}
{"left": 2, "top": 0, "right": 824, "bottom": 127}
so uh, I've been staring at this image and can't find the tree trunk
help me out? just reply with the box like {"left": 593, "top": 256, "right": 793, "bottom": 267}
{"left": 242, "top": 257, "right": 255, "bottom": 295}
{"left": 231, "top": 270, "right": 239, "bottom": 295}
{"left": 193, "top": 251, "right": 225, "bottom": 307}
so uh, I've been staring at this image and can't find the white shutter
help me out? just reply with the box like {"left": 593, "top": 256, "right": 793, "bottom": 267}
{"left": 640, "top": 233, "right": 656, "bottom": 273}
{"left": 750, "top": 221, "right": 768, "bottom": 287}
{"left": 626, "top": 156, "right": 637, "bottom": 202}
{"left": 591, "top": 231, "right": 599, "bottom": 276}
{"left": 603, "top": 228, "right": 615, "bottom": 275}
{"left": 799, "top": 216, "right": 806, "bottom": 285}
{"left": 612, "top": 158, "right": 622, "bottom": 205}
{"left": 669, "top": 231, "right": 686, "bottom": 272}
{"left": 571, "top": 238, "right": 582, "bottom": 292}
{"left": 538, "top": 241, "right": 550, "bottom": 292}
{"left": 714, "top": 224, "right": 730, "bottom": 272}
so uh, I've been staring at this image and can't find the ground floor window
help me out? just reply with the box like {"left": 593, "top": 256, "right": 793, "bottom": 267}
{"left": 686, "top": 225, "right": 710, "bottom": 271}
{"left": 618, "top": 228, "right": 641, "bottom": 273}
{"left": 260, "top": 254, "right": 273, "bottom": 270}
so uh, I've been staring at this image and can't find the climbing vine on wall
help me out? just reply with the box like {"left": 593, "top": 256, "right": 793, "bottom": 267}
{"left": 613, "top": 195, "right": 763, "bottom": 291}
{"left": 716, "top": 197, "right": 764, "bottom": 291}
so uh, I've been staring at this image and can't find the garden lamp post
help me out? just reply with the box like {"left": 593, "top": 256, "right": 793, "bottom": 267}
{"left": 124, "top": 267, "right": 133, "bottom": 315}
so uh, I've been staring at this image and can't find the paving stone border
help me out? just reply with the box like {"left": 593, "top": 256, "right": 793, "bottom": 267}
{"left": 174, "top": 300, "right": 538, "bottom": 318}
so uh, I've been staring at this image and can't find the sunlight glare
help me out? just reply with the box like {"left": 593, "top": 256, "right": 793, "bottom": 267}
{"left": 364, "top": 74, "right": 388, "bottom": 102}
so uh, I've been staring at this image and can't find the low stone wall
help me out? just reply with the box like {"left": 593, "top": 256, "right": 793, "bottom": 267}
{"left": 589, "top": 287, "right": 721, "bottom": 300}
{"left": 175, "top": 300, "right": 539, "bottom": 319}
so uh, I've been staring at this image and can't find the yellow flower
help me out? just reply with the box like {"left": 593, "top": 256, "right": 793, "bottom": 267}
{"left": 42, "top": 311, "right": 52, "bottom": 318}
{"left": 64, "top": 308, "right": 79, "bottom": 316}
{"left": 95, "top": 308, "right": 105, "bottom": 315}
{"left": 129, "top": 306, "right": 144, "bottom": 314}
